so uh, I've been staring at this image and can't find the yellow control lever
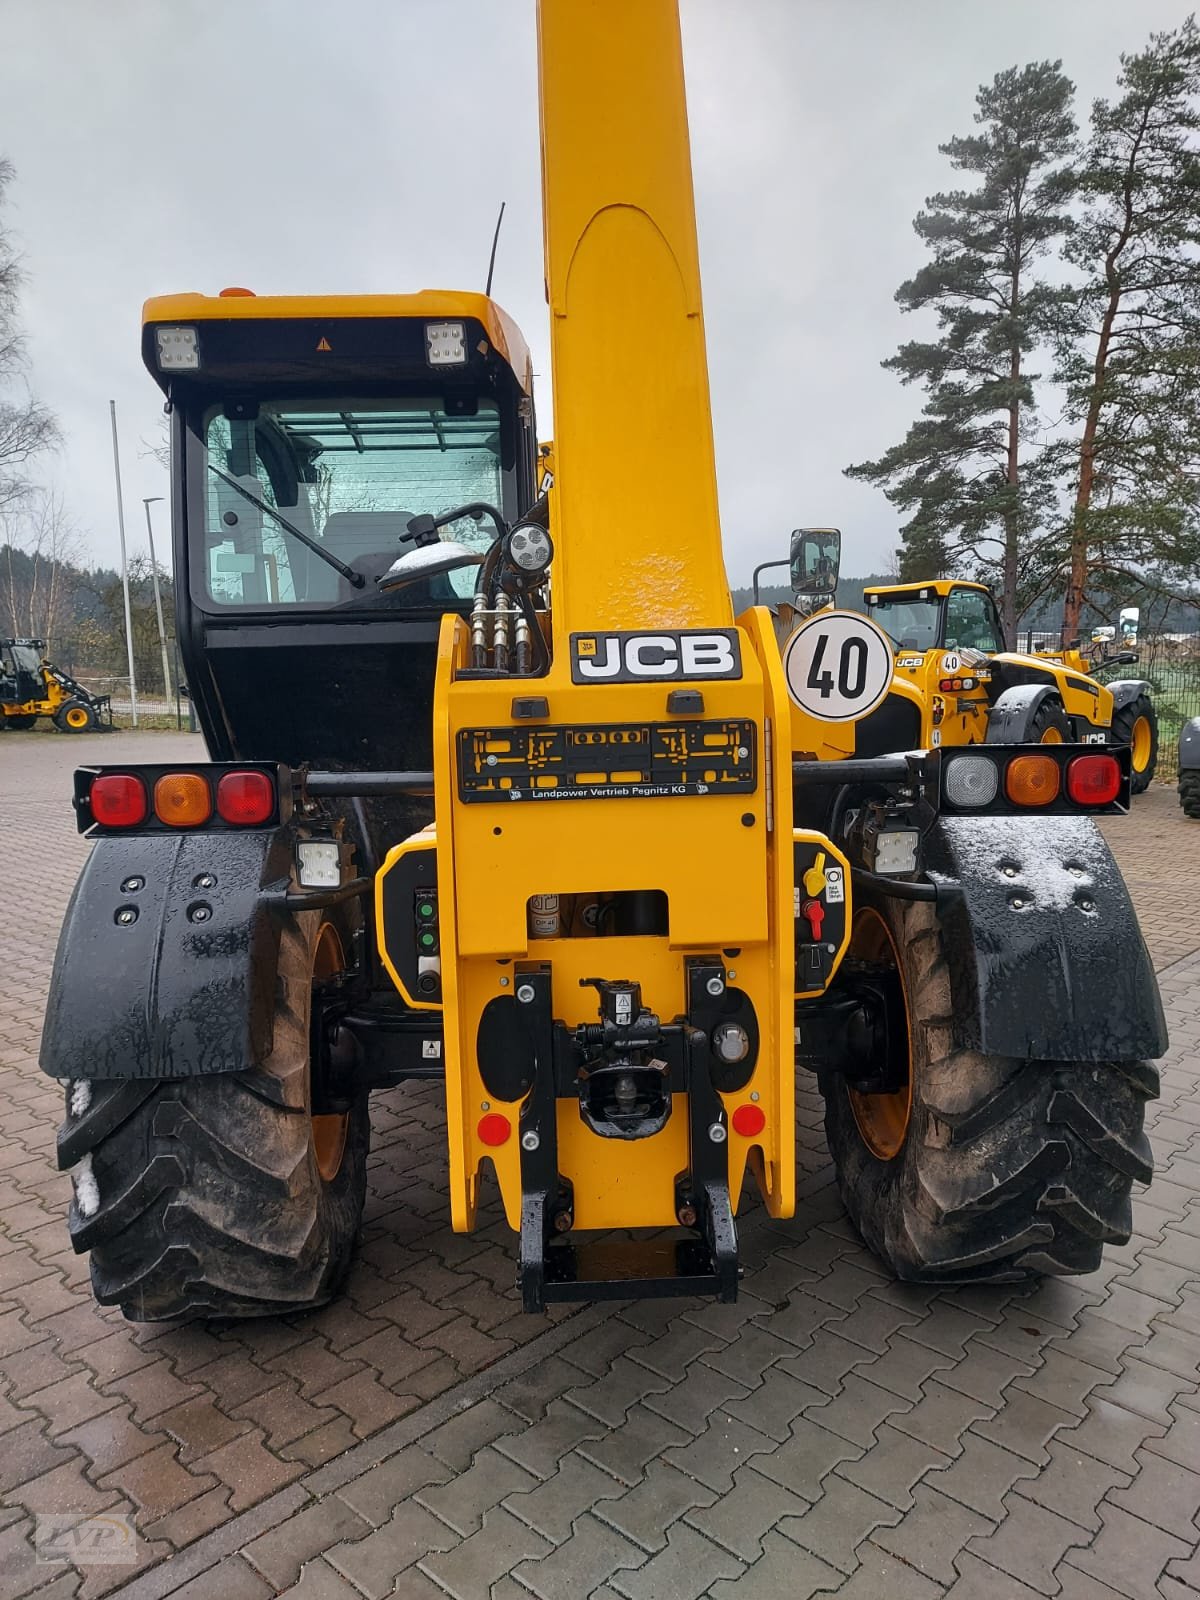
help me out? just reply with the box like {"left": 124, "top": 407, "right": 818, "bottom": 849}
{"left": 803, "top": 851, "right": 827, "bottom": 899}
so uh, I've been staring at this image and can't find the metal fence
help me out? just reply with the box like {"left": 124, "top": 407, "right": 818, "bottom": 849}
{"left": 1016, "top": 632, "right": 1200, "bottom": 780}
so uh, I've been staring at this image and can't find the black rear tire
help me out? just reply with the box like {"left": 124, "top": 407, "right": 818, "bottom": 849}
{"left": 54, "top": 698, "right": 98, "bottom": 733}
{"left": 1028, "top": 697, "right": 1071, "bottom": 743}
{"left": 1110, "top": 693, "right": 1158, "bottom": 794}
{"left": 1180, "top": 771, "right": 1200, "bottom": 819}
{"left": 4, "top": 713, "right": 38, "bottom": 730}
{"left": 55, "top": 915, "right": 369, "bottom": 1320}
{"left": 821, "top": 894, "right": 1158, "bottom": 1282}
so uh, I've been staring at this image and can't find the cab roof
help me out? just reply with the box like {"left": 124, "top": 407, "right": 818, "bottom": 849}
{"left": 864, "top": 579, "right": 991, "bottom": 599}
{"left": 141, "top": 289, "right": 534, "bottom": 396}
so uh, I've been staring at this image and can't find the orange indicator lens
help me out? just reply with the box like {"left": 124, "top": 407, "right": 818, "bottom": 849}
{"left": 1005, "top": 755, "right": 1060, "bottom": 807}
{"left": 153, "top": 772, "right": 212, "bottom": 827}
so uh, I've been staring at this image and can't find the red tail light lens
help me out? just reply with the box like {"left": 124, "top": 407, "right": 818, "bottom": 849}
{"left": 90, "top": 773, "right": 148, "bottom": 827}
{"left": 1067, "top": 753, "right": 1121, "bottom": 806}
{"left": 216, "top": 770, "right": 275, "bottom": 825}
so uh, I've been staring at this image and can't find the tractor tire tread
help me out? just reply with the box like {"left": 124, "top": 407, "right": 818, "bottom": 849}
{"left": 822, "top": 897, "right": 1157, "bottom": 1284}
{"left": 54, "top": 916, "right": 368, "bottom": 1320}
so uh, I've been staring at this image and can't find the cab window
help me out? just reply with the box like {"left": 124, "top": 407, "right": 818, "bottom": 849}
{"left": 944, "top": 588, "right": 1001, "bottom": 652}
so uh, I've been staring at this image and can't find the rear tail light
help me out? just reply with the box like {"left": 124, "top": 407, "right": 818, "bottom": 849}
{"left": 1005, "top": 754, "right": 1061, "bottom": 807}
{"left": 90, "top": 773, "right": 147, "bottom": 827}
{"left": 1067, "top": 753, "right": 1121, "bottom": 806}
{"left": 943, "top": 754, "right": 999, "bottom": 808}
{"left": 154, "top": 772, "right": 212, "bottom": 827}
{"left": 216, "top": 770, "right": 275, "bottom": 825}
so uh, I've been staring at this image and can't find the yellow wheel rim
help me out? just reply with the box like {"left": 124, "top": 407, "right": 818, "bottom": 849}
{"left": 311, "top": 923, "right": 349, "bottom": 1183}
{"left": 847, "top": 908, "right": 913, "bottom": 1161}
{"left": 1040, "top": 725, "right": 1064, "bottom": 744}
{"left": 1131, "top": 714, "right": 1152, "bottom": 773}
{"left": 65, "top": 707, "right": 89, "bottom": 728}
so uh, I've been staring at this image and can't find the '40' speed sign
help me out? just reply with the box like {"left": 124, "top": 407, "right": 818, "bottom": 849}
{"left": 783, "top": 610, "right": 894, "bottom": 722}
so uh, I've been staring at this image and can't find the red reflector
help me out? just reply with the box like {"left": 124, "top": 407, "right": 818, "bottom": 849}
{"left": 732, "top": 1103, "right": 766, "bottom": 1138}
{"left": 1067, "top": 753, "right": 1121, "bottom": 806}
{"left": 939, "top": 679, "right": 953, "bottom": 691}
{"left": 477, "top": 1113, "right": 511, "bottom": 1147}
{"left": 216, "top": 770, "right": 275, "bottom": 825}
{"left": 90, "top": 773, "right": 147, "bottom": 827}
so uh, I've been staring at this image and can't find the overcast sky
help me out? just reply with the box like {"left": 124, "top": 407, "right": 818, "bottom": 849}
{"left": 2, "top": 0, "right": 1195, "bottom": 582}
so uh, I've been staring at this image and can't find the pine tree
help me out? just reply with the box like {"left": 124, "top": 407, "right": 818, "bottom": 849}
{"left": 846, "top": 63, "right": 1076, "bottom": 643}
{"left": 1056, "top": 19, "right": 1200, "bottom": 641}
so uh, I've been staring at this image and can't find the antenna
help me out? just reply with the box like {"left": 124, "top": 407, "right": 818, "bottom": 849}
{"left": 485, "top": 201, "right": 506, "bottom": 297}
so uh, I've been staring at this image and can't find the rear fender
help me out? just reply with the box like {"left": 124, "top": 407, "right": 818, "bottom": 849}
{"left": 924, "top": 815, "right": 1166, "bottom": 1061}
{"left": 40, "top": 829, "right": 294, "bottom": 1081}
{"left": 1180, "top": 716, "right": 1200, "bottom": 773}
{"left": 984, "top": 684, "right": 1056, "bottom": 743}
{"left": 988, "top": 652, "right": 1109, "bottom": 727}
{"left": 1106, "top": 678, "right": 1152, "bottom": 713}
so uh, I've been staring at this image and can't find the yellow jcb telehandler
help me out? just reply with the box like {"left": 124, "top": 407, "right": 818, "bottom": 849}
{"left": 38, "top": 0, "right": 1164, "bottom": 1320}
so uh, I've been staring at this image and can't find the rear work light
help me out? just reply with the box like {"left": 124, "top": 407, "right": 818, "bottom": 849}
{"left": 1005, "top": 754, "right": 1061, "bottom": 807}
{"left": 154, "top": 325, "right": 199, "bottom": 370}
{"left": 943, "top": 754, "right": 999, "bottom": 808}
{"left": 1067, "top": 753, "right": 1121, "bottom": 807}
{"left": 154, "top": 772, "right": 212, "bottom": 827}
{"left": 89, "top": 773, "right": 147, "bottom": 828}
{"left": 216, "top": 770, "right": 275, "bottom": 825}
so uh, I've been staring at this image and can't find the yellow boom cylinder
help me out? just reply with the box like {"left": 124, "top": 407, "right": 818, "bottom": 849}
{"left": 537, "top": 0, "right": 731, "bottom": 639}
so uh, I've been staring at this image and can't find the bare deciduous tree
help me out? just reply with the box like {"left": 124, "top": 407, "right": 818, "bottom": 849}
{"left": 0, "top": 158, "right": 58, "bottom": 510}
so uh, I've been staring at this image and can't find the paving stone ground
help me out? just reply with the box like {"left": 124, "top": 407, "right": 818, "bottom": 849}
{"left": 0, "top": 731, "right": 1197, "bottom": 1600}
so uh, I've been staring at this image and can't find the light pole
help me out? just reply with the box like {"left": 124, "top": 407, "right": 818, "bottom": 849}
{"left": 142, "top": 497, "right": 172, "bottom": 701}
{"left": 108, "top": 400, "right": 138, "bottom": 727}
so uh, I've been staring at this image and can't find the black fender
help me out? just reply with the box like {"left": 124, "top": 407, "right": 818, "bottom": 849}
{"left": 1180, "top": 716, "right": 1200, "bottom": 773}
{"left": 923, "top": 815, "right": 1167, "bottom": 1062}
{"left": 1106, "top": 678, "right": 1152, "bottom": 713}
{"left": 984, "top": 684, "right": 1058, "bottom": 743}
{"left": 40, "top": 829, "right": 296, "bottom": 1081}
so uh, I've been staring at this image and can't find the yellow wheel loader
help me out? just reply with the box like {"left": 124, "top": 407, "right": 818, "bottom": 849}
{"left": 859, "top": 579, "right": 1159, "bottom": 791}
{"left": 38, "top": 0, "right": 1164, "bottom": 1320}
{"left": 0, "top": 639, "right": 112, "bottom": 732}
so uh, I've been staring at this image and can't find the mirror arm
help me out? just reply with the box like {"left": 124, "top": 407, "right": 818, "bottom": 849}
{"left": 751, "top": 558, "right": 791, "bottom": 607}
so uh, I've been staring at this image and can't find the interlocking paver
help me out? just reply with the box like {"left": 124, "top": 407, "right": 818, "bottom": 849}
{"left": 964, "top": 1493, "right": 1092, "bottom": 1596}
{"left": 872, "top": 1484, "right": 995, "bottom": 1587}
{"left": 593, "top": 1460, "right": 717, "bottom": 1554}
{"left": 417, "top": 1443, "right": 538, "bottom": 1534}
{"left": 1, "top": 711, "right": 1199, "bottom": 1600}
{"left": 707, "top": 1528, "right": 842, "bottom": 1600}
{"left": 1010, "top": 1437, "right": 1132, "bottom": 1532}
{"left": 511, "top": 1511, "right": 647, "bottom": 1600}
{"left": 419, "top": 1506, "right": 552, "bottom": 1599}
{"left": 243, "top": 1497, "right": 373, "bottom": 1589}
{"left": 612, "top": 1521, "right": 745, "bottom": 1599}
{"left": 925, "top": 1430, "right": 1039, "bottom": 1520}
{"left": 684, "top": 1460, "right": 812, "bottom": 1562}
{"left": 778, "top": 1471, "right": 902, "bottom": 1574}
{"left": 1107, "top": 1449, "right": 1200, "bottom": 1541}
{"left": 1064, "top": 1501, "right": 1195, "bottom": 1600}
{"left": 971, "top": 1387, "right": 1075, "bottom": 1465}
{"left": 834, "top": 1420, "right": 951, "bottom": 1512}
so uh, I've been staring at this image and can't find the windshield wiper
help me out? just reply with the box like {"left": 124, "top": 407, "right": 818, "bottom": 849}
{"left": 207, "top": 463, "right": 366, "bottom": 589}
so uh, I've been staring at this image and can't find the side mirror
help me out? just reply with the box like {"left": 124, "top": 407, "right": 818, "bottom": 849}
{"left": 789, "top": 527, "right": 841, "bottom": 597}
{"left": 1119, "top": 606, "right": 1140, "bottom": 645}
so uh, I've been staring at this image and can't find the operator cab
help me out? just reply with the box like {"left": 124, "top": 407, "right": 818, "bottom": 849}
{"left": 143, "top": 291, "right": 539, "bottom": 806}
{"left": 864, "top": 581, "right": 1004, "bottom": 654}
